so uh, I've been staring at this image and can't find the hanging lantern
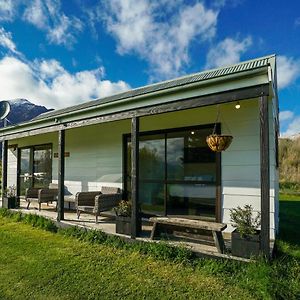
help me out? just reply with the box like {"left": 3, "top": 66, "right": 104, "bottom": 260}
{"left": 206, "top": 105, "right": 233, "bottom": 152}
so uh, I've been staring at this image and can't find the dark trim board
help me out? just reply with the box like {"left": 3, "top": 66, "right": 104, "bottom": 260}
{"left": 0, "top": 84, "right": 269, "bottom": 141}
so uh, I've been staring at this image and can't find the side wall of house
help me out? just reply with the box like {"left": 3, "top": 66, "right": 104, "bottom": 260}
{"left": 269, "top": 95, "right": 279, "bottom": 235}
{"left": 7, "top": 148, "right": 17, "bottom": 188}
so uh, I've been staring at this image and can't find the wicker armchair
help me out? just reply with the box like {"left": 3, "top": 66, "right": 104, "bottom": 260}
{"left": 25, "top": 183, "right": 58, "bottom": 211}
{"left": 76, "top": 186, "right": 122, "bottom": 223}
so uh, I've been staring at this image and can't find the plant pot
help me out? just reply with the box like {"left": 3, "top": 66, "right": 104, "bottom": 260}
{"left": 231, "top": 229, "right": 260, "bottom": 258}
{"left": 116, "top": 216, "right": 132, "bottom": 235}
{"left": 2, "top": 197, "right": 18, "bottom": 209}
{"left": 206, "top": 134, "right": 233, "bottom": 152}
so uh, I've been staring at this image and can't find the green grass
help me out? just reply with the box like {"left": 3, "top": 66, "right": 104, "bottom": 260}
{"left": 0, "top": 194, "right": 300, "bottom": 299}
{"left": 277, "top": 193, "right": 300, "bottom": 259}
{"left": 0, "top": 217, "right": 254, "bottom": 300}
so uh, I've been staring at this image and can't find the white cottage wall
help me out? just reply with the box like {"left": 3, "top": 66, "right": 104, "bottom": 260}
{"left": 7, "top": 98, "right": 277, "bottom": 239}
{"left": 7, "top": 148, "right": 17, "bottom": 188}
{"left": 141, "top": 98, "right": 277, "bottom": 239}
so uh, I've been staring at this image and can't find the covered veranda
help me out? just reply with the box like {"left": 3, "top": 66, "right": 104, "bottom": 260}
{"left": 0, "top": 56, "right": 278, "bottom": 260}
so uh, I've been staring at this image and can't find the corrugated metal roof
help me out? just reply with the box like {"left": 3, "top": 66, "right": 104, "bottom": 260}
{"left": 35, "top": 54, "right": 274, "bottom": 121}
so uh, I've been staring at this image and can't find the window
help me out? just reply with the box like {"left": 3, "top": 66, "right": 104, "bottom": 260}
{"left": 124, "top": 125, "right": 219, "bottom": 220}
{"left": 18, "top": 144, "right": 52, "bottom": 195}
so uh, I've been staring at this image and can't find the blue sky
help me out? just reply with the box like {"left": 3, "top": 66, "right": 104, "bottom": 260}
{"left": 0, "top": 0, "right": 299, "bottom": 136}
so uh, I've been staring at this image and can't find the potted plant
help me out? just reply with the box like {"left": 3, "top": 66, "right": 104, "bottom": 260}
{"left": 230, "top": 205, "right": 261, "bottom": 258}
{"left": 2, "top": 185, "right": 19, "bottom": 209}
{"left": 114, "top": 200, "right": 132, "bottom": 235}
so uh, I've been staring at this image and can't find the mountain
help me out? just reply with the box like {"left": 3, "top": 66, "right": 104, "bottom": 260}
{"left": 0, "top": 99, "right": 53, "bottom": 127}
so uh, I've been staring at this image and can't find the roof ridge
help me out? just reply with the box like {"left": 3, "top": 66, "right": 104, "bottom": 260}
{"left": 109, "top": 54, "right": 276, "bottom": 94}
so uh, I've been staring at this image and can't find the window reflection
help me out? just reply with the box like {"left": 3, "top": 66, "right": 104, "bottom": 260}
{"left": 33, "top": 146, "right": 52, "bottom": 188}
{"left": 19, "top": 145, "right": 52, "bottom": 195}
{"left": 125, "top": 126, "right": 217, "bottom": 220}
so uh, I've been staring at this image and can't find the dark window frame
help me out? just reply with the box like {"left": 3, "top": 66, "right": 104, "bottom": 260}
{"left": 122, "top": 123, "right": 221, "bottom": 221}
{"left": 17, "top": 143, "right": 53, "bottom": 196}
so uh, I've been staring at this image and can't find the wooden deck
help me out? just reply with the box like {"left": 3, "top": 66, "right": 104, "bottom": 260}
{"left": 3, "top": 200, "right": 274, "bottom": 262}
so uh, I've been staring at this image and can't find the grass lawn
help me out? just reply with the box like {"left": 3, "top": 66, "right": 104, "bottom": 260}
{"left": 277, "top": 193, "right": 300, "bottom": 258}
{"left": 0, "top": 195, "right": 299, "bottom": 299}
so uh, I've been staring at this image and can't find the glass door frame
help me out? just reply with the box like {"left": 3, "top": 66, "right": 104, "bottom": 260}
{"left": 123, "top": 123, "right": 222, "bottom": 222}
{"left": 17, "top": 143, "right": 53, "bottom": 197}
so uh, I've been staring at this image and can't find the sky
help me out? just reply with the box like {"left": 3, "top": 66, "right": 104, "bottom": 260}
{"left": 0, "top": 0, "right": 299, "bottom": 136}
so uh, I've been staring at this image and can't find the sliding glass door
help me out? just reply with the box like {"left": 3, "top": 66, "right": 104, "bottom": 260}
{"left": 124, "top": 125, "right": 219, "bottom": 221}
{"left": 33, "top": 145, "right": 52, "bottom": 189}
{"left": 166, "top": 128, "right": 216, "bottom": 219}
{"left": 18, "top": 144, "right": 52, "bottom": 196}
{"left": 139, "top": 134, "right": 165, "bottom": 216}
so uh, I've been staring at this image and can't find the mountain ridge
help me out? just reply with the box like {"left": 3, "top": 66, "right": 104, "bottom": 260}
{"left": 0, "top": 99, "right": 53, "bottom": 127}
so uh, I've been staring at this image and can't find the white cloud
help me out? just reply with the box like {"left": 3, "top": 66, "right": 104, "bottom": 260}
{"left": 279, "top": 110, "right": 294, "bottom": 122}
{"left": 281, "top": 115, "right": 300, "bottom": 137}
{"left": 277, "top": 55, "right": 300, "bottom": 89}
{"left": 101, "top": 0, "right": 218, "bottom": 80}
{"left": 23, "top": 0, "right": 46, "bottom": 29}
{"left": 295, "top": 17, "right": 300, "bottom": 27}
{"left": 205, "top": 36, "right": 252, "bottom": 69}
{"left": 0, "top": 27, "right": 130, "bottom": 109}
{"left": 0, "top": 0, "right": 16, "bottom": 21}
{"left": 37, "top": 59, "right": 65, "bottom": 79}
{"left": 0, "top": 56, "right": 130, "bottom": 109}
{"left": 23, "top": 0, "right": 83, "bottom": 47}
{"left": 0, "top": 27, "right": 19, "bottom": 54}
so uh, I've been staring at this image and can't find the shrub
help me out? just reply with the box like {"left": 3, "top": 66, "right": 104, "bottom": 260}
{"left": 114, "top": 200, "right": 131, "bottom": 217}
{"left": 230, "top": 205, "right": 261, "bottom": 237}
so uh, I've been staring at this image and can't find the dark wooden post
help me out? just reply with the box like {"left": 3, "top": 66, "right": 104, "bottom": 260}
{"left": 57, "top": 130, "right": 65, "bottom": 221}
{"left": 1, "top": 140, "right": 8, "bottom": 203}
{"left": 259, "top": 95, "right": 270, "bottom": 258}
{"left": 131, "top": 117, "right": 140, "bottom": 238}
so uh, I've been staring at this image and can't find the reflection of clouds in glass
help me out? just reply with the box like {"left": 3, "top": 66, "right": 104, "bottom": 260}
{"left": 141, "top": 139, "right": 165, "bottom": 159}
{"left": 167, "top": 137, "right": 183, "bottom": 165}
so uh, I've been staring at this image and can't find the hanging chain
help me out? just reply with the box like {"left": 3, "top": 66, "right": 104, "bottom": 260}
{"left": 212, "top": 105, "right": 220, "bottom": 135}
{"left": 212, "top": 104, "right": 232, "bottom": 135}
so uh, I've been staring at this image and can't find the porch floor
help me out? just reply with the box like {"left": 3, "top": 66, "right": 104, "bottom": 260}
{"left": 5, "top": 200, "right": 274, "bottom": 262}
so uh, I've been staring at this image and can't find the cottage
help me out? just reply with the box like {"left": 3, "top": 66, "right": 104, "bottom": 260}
{"left": 0, "top": 55, "right": 279, "bottom": 258}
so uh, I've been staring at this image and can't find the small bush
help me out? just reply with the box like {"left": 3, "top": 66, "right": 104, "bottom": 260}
{"left": 230, "top": 205, "right": 261, "bottom": 237}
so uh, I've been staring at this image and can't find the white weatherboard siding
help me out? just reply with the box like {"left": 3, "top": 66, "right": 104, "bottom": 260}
{"left": 7, "top": 98, "right": 277, "bottom": 238}
{"left": 59, "top": 120, "right": 130, "bottom": 195}
{"left": 269, "top": 95, "right": 279, "bottom": 235}
{"left": 8, "top": 121, "right": 130, "bottom": 208}
{"left": 141, "top": 98, "right": 276, "bottom": 239}
{"left": 7, "top": 148, "right": 17, "bottom": 188}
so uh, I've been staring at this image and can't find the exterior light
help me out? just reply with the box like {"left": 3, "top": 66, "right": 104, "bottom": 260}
{"left": 191, "top": 131, "right": 195, "bottom": 135}
{"left": 235, "top": 102, "right": 241, "bottom": 109}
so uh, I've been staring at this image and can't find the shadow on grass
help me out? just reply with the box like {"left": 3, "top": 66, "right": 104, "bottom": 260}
{"left": 278, "top": 199, "right": 300, "bottom": 246}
